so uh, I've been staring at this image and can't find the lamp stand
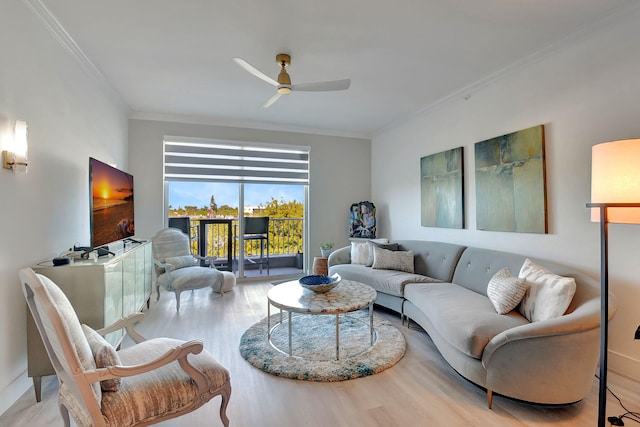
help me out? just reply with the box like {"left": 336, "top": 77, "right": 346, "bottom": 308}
{"left": 595, "top": 204, "right": 609, "bottom": 427}
{"left": 587, "top": 202, "right": 640, "bottom": 427}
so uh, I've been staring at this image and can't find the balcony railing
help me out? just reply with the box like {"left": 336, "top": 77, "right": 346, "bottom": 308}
{"left": 180, "top": 217, "right": 304, "bottom": 271}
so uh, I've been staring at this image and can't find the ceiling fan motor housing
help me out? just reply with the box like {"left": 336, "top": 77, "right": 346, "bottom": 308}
{"left": 276, "top": 53, "right": 292, "bottom": 93}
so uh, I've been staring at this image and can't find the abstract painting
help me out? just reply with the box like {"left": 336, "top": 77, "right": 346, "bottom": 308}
{"left": 420, "top": 147, "right": 464, "bottom": 229}
{"left": 474, "top": 125, "right": 547, "bottom": 233}
{"left": 349, "top": 201, "right": 376, "bottom": 238}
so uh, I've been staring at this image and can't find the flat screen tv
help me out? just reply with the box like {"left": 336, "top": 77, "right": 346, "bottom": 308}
{"left": 90, "top": 157, "right": 135, "bottom": 249}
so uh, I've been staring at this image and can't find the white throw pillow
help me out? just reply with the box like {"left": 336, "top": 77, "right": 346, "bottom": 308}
{"left": 487, "top": 268, "right": 527, "bottom": 315}
{"left": 518, "top": 258, "right": 577, "bottom": 322}
{"left": 350, "top": 242, "right": 370, "bottom": 265}
{"left": 350, "top": 238, "right": 388, "bottom": 265}
{"left": 372, "top": 246, "right": 414, "bottom": 273}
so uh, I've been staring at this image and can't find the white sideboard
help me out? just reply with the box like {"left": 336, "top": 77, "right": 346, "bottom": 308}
{"left": 27, "top": 240, "right": 152, "bottom": 402}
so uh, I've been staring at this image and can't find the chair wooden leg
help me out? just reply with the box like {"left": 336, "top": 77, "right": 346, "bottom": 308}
{"left": 487, "top": 389, "right": 493, "bottom": 409}
{"left": 175, "top": 291, "right": 181, "bottom": 312}
{"left": 219, "top": 382, "right": 231, "bottom": 427}
{"left": 32, "top": 376, "right": 42, "bottom": 402}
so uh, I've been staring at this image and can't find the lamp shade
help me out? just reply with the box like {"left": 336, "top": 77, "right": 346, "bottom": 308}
{"left": 591, "top": 139, "right": 640, "bottom": 223}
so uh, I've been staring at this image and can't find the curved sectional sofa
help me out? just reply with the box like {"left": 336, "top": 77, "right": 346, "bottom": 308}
{"left": 328, "top": 240, "right": 616, "bottom": 407}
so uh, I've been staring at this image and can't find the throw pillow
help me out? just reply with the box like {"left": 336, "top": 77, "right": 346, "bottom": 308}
{"left": 518, "top": 258, "right": 577, "bottom": 322}
{"left": 350, "top": 238, "right": 389, "bottom": 265}
{"left": 372, "top": 246, "right": 415, "bottom": 273}
{"left": 366, "top": 241, "right": 400, "bottom": 267}
{"left": 350, "top": 242, "right": 370, "bottom": 265}
{"left": 82, "top": 324, "right": 122, "bottom": 392}
{"left": 164, "top": 255, "right": 198, "bottom": 271}
{"left": 487, "top": 268, "right": 527, "bottom": 315}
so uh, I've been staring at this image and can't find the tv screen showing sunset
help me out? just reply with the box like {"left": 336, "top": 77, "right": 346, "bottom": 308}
{"left": 90, "top": 157, "right": 134, "bottom": 247}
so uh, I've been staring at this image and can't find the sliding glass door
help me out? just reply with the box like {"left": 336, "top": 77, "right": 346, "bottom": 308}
{"left": 164, "top": 138, "right": 308, "bottom": 279}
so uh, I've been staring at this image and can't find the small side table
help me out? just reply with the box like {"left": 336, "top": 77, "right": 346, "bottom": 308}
{"left": 313, "top": 256, "right": 328, "bottom": 275}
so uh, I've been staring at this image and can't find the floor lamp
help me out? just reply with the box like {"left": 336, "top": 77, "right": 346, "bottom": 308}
{"left": 587, "top": 138, "right": 640, "bottom": 427}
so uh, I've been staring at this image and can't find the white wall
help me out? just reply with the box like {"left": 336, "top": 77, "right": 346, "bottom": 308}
{"left": 0, "top": 1, "right": 129, "bottom": 414}
{"left": 128, "top": 119, "right": 371, "bottom": 268}
{"left": 372, "top": 8, "right": 640, "bottom": 380}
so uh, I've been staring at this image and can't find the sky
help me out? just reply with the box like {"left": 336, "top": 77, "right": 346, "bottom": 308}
{"left": 168, "top": 181, "right": 304, "bottom": 209}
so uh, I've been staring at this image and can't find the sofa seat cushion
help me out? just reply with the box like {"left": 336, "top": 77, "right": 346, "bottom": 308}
{"left": 157, "top": 267, "right": 223, "bottom": 293}
{"left": 404, "top": 283, "right": 529, "bottom": 359}
{"left": 329, "top": 264, "right": 440, "bottom": 297}
{"left": 104, "top": 338, "right": 230, "bottom": 427}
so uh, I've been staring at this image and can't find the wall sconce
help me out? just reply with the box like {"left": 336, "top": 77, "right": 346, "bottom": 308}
{"left": 2, "top": 120, "right": 28, "bottom": 174}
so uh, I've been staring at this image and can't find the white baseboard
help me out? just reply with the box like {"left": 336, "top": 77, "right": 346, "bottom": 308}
{"left": 0, "top": 371, "right": 31, "bottom": 416}
{"left": 609, "top": 350, "right": 640, "bottom": 382}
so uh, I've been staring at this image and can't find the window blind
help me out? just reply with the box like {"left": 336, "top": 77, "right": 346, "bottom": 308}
{"left": 164, "top": 138, "right": 309, "bottom": 185}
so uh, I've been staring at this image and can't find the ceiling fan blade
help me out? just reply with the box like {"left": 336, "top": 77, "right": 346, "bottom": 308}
{"left": 292, "top": 79, "right": 351, "bottom": 92}
{"left": 260, "top": 93, "right": 282, "bottom": 109}
{"left": 233, "top": 57, "right": 278, "bottom": 87}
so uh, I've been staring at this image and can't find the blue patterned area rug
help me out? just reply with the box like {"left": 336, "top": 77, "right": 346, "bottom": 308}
{"left": 239, "top": 311, "right": 406, "bottom": 381}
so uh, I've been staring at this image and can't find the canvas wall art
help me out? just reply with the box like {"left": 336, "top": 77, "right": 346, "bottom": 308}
{"left": 420, "top": 147, "right": 464, "bottom": 229}
{"left": 474, "top": 125, "right": 547, "bottom": 233}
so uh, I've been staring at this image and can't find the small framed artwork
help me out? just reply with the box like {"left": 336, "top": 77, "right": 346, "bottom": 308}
{"left": 349, "top": 201, "right": 376, "bottom": 238}
{"left": 474, "top": 124, "right": 547, "bottom": 233}
{"left": 420, "top": 147, "right": 464, "bottom": 229}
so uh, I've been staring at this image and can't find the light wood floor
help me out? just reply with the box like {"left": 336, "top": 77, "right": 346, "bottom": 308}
{"left": 2, "top": 279, "right": 638, "bottom": 427}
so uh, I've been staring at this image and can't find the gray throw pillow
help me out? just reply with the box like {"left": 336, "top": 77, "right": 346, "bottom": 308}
{"left": 372, "top": 246, "right": 415, "bottom": 273}
{"left": 366, "top": 241, "right": 399, "bottom": 267}
{"left": 82, "top": 324, "right": 122, "bottom": 392}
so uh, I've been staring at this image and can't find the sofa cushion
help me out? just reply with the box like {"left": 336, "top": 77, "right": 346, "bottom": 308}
{"left": 404, "top": 283, "right": 529, "bottom": 359}
{"left": 372, "top": 247, "right": 414, "bottom": 273}
{"left": 366, "top": 241, "right": 399, "bottom": 266}
{"left": 487, "top": 268, "right": 527, "bottom": 314}
{"left": 329, "top": 264, "right": 440, "bottom": 297}
{"left": 350, "top": 241, "right": 370, "bottom": 264}
{"left": 518, "top": 258, "right": 577, "bottom": 322}
{"left": 351, "top": 239, "right": 389, "bottom": 265}
{"left": 157, "top": 266, "right": 223, "bottom": 292}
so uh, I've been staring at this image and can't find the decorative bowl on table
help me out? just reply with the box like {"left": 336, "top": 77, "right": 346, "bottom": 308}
{"left": 299, "top": 274, "right": 341, "bottom": 293}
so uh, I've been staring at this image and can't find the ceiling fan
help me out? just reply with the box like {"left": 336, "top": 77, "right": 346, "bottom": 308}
{"left": 233, "top": 53, "right": 351, "bottom": 108}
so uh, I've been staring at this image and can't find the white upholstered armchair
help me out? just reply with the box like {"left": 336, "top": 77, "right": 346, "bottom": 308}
{"left": 152, "top": 228, "right": 235, "bottom": 312}
{"left": 20, "top": 267, "right": 231, "bottom": 427}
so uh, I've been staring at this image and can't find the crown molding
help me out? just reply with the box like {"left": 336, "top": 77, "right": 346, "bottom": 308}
{"left": 21, "top": 0, "right": 128, "bottom": 110}
{"left": 129, "top": 111, "right": 371, "bottom": 141}
{"left": 374, "top": 2, "right": 640, "bottom": 138}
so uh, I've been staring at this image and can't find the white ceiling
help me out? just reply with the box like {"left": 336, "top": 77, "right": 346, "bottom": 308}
{"left": 38, "top": 0, "right": 636, "bottom": 137}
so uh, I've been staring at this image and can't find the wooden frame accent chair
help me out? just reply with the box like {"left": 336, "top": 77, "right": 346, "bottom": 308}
{"left": 20, "top": 267, "right": 231, "bottom": 427}
{"left": 152, "top": 227, "right": 235, "bottom": 312}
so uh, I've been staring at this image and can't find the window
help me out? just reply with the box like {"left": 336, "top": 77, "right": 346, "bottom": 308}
{"left": 164, "top": 137, "right": 309, "bottom": 278}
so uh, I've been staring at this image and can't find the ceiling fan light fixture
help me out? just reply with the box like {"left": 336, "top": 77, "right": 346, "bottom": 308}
{"left": 233, "top": 52, "right": 350, "bottom": 108}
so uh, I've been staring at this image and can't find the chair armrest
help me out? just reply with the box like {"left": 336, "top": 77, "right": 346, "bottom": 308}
{"left": 153, "top": 259, "right": 171, "bottom": 273}
{"left": 84, "top": 340, "right": 210, "bottom": 393}
{"left": 328, "top": 246, "right": 351, "bottom": 267}
{"left": 94, "top": 313, "right": 147, "bottom": 344}
{"left": 194, "top": 254, "right": 218, "bottom": 265}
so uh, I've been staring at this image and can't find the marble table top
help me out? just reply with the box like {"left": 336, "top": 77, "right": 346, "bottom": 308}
{"left": 268, "top": 279, "right": 377, "bottom": 314}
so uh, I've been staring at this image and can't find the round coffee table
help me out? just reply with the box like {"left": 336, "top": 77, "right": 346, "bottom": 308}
{"left": 267, "top": 279, "right": 377, "bottom": 360}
